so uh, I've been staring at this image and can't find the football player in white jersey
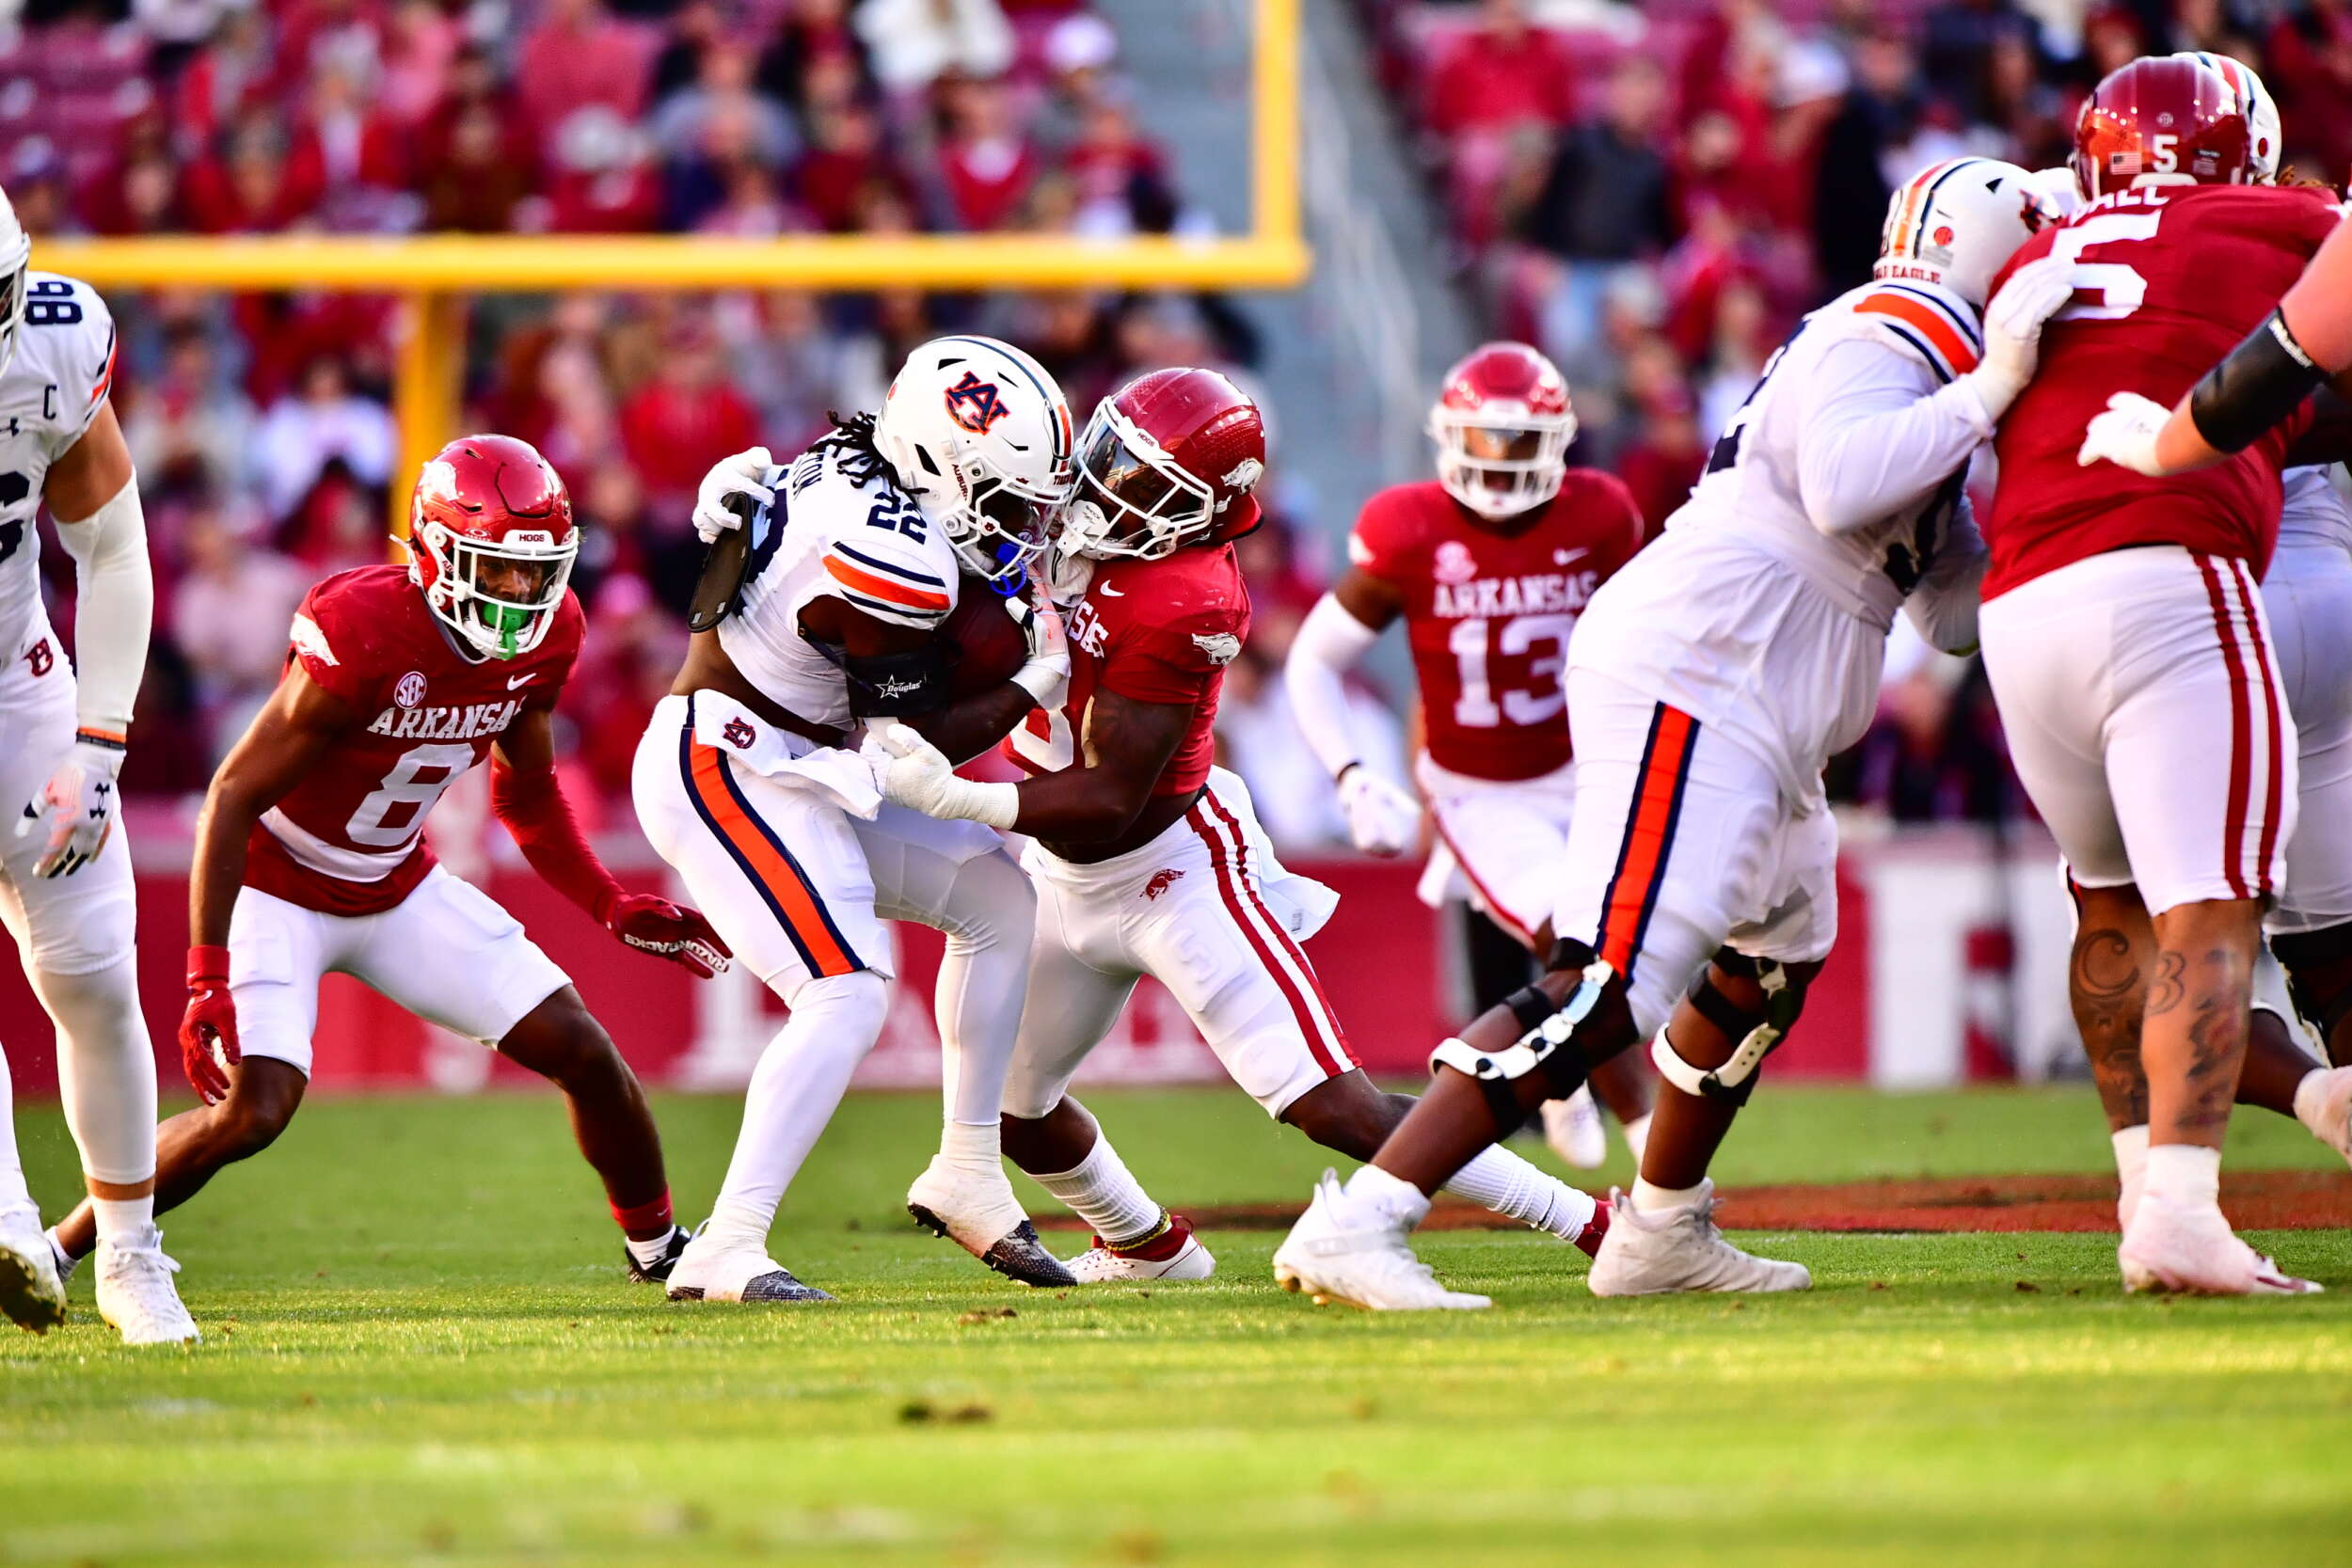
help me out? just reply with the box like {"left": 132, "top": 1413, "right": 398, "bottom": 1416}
{"left": 1273, "top": 159, "right": 2076, "bottom": 1308}
{"left": 633, "top": 335, "right": 1080, "bottom": 1302}
{"left": 0, "top": 187, "right": 196, "bottom": 1343}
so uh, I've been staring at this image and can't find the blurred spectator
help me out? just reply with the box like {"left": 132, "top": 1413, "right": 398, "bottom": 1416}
{"left": 1518, "top": 56, "right": 1673, "bottom": 385}
{"left": 1423, "top": 0, "right": 1578, "bottom": 137}
{"left": 122, "top": 321, "right": 258, "bottom": 502}
{"left": 516, "top": 0, "right": 657, "bottom": 162}
{"left": 935, "top": 73, "right": 1039, "bottom": 231}
{"left": 173, "top": 499, "right": 309, "bottom": 762}
{"left": 252, "top": 356, "right": 396, "bottom": 524}
{"left": 857, "top": 0, "right": 1016, "bottom": 94}
{"left": 619, "top": 321, "right": 762, "bottom": 513}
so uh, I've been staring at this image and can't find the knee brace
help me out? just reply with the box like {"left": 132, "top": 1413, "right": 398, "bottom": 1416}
{"left": 1430, "top": 939, "right": 1618, "bottom": 1135}
{"left": 2272, "top": 925, "right": 2352, "bottom": 1050}
{"left": 1650, "top": 950, "right": 1813, "bottom": 1109}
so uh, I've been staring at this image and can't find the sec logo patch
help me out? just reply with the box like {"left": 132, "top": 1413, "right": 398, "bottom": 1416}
{"left": 394, "top": 671, "right": 427, "bottom": 707}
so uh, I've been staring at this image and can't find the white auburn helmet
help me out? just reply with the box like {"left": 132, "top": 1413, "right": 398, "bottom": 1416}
{"left": 1873, "top": 156, "right": 2050, "bottom": 309}
{"left": 2175, "top": 51, "right": 2281, "bottom": 183}
{"left": 873, "top": 334, "right": 1074, "bottom": 583}
{"left": 0, "top": 185, "right": 30, "bottom": 382}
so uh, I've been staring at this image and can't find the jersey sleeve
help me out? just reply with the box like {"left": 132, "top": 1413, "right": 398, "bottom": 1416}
{"left": 288, "top": 578, "right": 382, "bottom": 710}
{"left": 1576, "top": 470, "right": 1649, "bottom": 571}
{"left": 1345, "top": 487, "right": 1424, "bottom": 587}
{"left": 811, "top": 488, "right": 957, "bottom": 630}
{"left": 526, "top": 593, "right": 588, "bottom": 711}
{"left": 23, "top": 277, "right": 119, "bottom": 463}
{"left": 1097, "top": 596, "right": 1248, "bottom": 707}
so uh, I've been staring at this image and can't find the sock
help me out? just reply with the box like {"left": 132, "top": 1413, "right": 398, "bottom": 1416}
{"left": 1442, "top": 1144, "right": 1598, "bottom": 1240}
{"left": 46, "top": 1229, "right": 76, "bottom": 1282}
{"left": 1630, "top": 1177, "right": 1706, "bottom": 1213}
{"left": 1620, "top": 1113, "right": 1652, "bottom": 1163}
{"left": 610, "top": 1189, "right": 675, "bottom": 1241}
{"left": 0, "top": 1045, "right": 31, "bottom": 1218}
{"left": 938, "top": 1118, "right": 1002, "bottom": 1171}
{"left": 2292, "top": 1067, "right": 2338, "bottom": 1137}
{"left": 1030, "top": 1138, "right": 1161, "bottom": 1247}
{"left": 2111, "top": 1124, "right": 2150, "bottom": 1229}
{"left": 90, "top": 1195, "right": 154, "bottom": 1249}
{"left": 1342, "top": 1164, "right": 1431, "bottom": 1228}
{"left": 625, "top": 1227, "right": 683, "bottom": 1269}
{"left": 2140, "top": 1142, "right": 2222, "bottom": 1210}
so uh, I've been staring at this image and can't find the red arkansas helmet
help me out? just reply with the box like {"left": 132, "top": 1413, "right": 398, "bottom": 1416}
{"left": 1053, "top": 366, "right": 1267, "bottom": 562}
{"left": 1429, "top": 341, "right": 1576, "bottom": 521}
{"left": 408, "top": 434, "right": 579, "bottom": 660}
{"left": 2072, "top": 55, "right": 2250, "bottom": 201}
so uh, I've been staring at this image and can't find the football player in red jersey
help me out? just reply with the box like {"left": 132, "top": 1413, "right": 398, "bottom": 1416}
{"left": 871, "top": 368, "right": 1608, "bottom": 1280}
{"left": 1976, "top": 56, "right": 2342, "bottom": 1294}
{"left": 49, "top": 436, "right": 729, "bottom": 1286}
{"left": 1283, "top": 341, "right": 1656, "bottom": 1169}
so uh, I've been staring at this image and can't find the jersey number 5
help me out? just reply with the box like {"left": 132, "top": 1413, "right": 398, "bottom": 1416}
{"left": 346, "top": 743, "right": 472, "bottom": 847}
{"left": 2049, "top": 209, "right": 2164, "bottom": 322}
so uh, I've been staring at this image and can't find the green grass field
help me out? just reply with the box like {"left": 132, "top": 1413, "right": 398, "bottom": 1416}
{"left": 3, "top": 1085, "right": 2348, "bottom": 1567}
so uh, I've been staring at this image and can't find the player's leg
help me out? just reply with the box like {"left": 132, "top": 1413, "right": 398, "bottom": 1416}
{"left": 0, "top": 1044, "right": 67, "bottom": 1333}
{"left": 862, "top": 806, "right": 1069, "bottom": 1285}
{"left": 629, "top": 702, "right": 890, "bottom": 1301}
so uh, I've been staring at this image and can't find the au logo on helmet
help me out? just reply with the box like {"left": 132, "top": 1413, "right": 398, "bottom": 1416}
{"left": 943, "top": 371, "right": 1011, "bottom": 434}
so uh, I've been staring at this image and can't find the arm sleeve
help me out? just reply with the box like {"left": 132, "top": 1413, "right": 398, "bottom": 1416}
{"left": 491, "top": 760, "right": 625, "bottom": 922}
{"left": 53, "top": 475, "right": 151, "bottom": 736}
{"left": 1795, "top": 336, "right": 1995, "bottom": 537}
{"left": 1900, "top": 497, "right": 1989, "bottom": 656}
{"left": 1283, "top": 593, "right": 1383, "bottom": 780}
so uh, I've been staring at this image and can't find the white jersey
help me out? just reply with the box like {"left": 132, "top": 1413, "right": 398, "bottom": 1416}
{"left": 714, "top": 435, "right": 963, "bottom": 732}
{"left": 1570, "top": 277, "right": 1992, "bottom": 804}
{"left": 0, "top": 272, "right": 116, "bottom": 660}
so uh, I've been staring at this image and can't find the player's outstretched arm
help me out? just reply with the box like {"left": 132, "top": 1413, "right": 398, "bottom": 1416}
{"left": 23, "top": 403, "right": 148, "bottom": 877}
{"left": 489, "top": 710, "right": 728, "bottom": 978}
{"left": 1285, "top": 574, "right": 1417, "bottom": 857}
{"left": 801, "top": 593, "right": 1057, "bottom": 765}
{"left": 181, "top": 667, "right": 358, "bottom": 1100}
{"left": 872, "top": 687, "right": 1193, "bottom": 841}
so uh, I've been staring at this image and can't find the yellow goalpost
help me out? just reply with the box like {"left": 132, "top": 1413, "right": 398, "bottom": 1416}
{"left": 34, "top": 0, "right": 1306, "bottom": 535}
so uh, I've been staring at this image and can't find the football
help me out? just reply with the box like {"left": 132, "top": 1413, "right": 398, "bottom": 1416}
{"left": 939, "top": 577, "right": 1031, "bottom": 700}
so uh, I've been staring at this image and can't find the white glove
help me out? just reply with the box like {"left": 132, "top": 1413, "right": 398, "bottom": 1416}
{"left": 1335, "top": 765, "right": 1420, "bottom": 857}
{"left": 691, "top": 447, "right": 774, "bottom": 545}
{"left": 1006, "top": 591, "right": 1070, "bottom": 710}
{"left": 869, "top": 723, "right": 1018, "bottom": 830}
{"left": 18, "top": 738, "right": 123, "bottom": 878}
{"left": 1962, "top": 254, "right": 2078, "bottom": 422}
{"left": 2076, "top": 390, "right": 2174, "bottom": 476}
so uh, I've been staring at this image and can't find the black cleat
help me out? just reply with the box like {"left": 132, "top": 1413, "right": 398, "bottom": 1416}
{"left": 907, "top": 1206, "right": 1077, "bottom": 1289}
{"left": 740, "top": 1268, "right": 834, "bottom": 1303}
{"left": 625, "top": 1226, "right": 693, "bottom": 1285}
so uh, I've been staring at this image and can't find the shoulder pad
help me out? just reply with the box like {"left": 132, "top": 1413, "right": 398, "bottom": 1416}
{"left": 1841, "top": 280, "right": 1984, "bottom": 386}
{"left": 11, "top": 274, "right": 117, "bottom": 436}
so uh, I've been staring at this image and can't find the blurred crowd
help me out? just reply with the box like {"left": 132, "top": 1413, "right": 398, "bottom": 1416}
{"left": 1371, "top": 0, "right": 2352, "bottom": 825}
{"left": 15, "top": 0, "right": 2344, "bottom": 842}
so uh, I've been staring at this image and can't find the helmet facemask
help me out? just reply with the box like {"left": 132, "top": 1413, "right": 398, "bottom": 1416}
{"left": 0, "top": 256, "right": 27, "bottom": 384}
{"left": 950, "top": 455, "right": 1060, "bottom": 588}
{"left": 415, "top": 520, "right": 577, "bottom": 660}
{"left": 1052, "top": 400, "right": 1215, "bottom": 563}
{"left": 1429, "top": 405, "right": 1573, "bottom": 520}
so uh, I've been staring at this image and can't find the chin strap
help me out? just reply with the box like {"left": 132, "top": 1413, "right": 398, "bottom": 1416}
{"left": 1430, "top": 952, "right": 1615, "bottom": 1133}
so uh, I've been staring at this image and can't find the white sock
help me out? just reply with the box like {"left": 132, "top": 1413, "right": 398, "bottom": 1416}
{"left": 2140, "top": 1143, "right": 2222, "bottom": 1210}
{"left": 625, "top": 1227, "right": 681, "bottom": 1269}
{"left": 1443, "top": 1144, "right": 1598, "bottom": 1240}
{"left": 698, "top": 970, "right": 890, "bottom": 1253}
{"left": 45, "top": 1228, "right": 76, "bottom": 1281}
{"left": 2111, "top": 1124, "right": 2150, "bottom": 1229}
{"left": 938, "top": 1118, "right": 1002, "bottom": 1171}
{"left": 1030, "top": 1137, "right": 1161, "bottom": 1246}
{"left": 1342, "top": 1164, "right": 1431, "bottom": 1228}
{"left": 2292, "top": 1067, "right": 2336, "bottom": 1136}
{"left": 1620, "top": 1113, "right": 1652, "bottom": 1163}
{"left": 1630, "top": 1177, "right": 1706, "bottom": 1213}
{"left": 91, "top": 1195, "right": 154, "bottom": 1249}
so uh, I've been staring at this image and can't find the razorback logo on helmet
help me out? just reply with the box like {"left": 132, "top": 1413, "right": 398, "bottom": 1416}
{"left": 942, "top": 371, "right": 1010, "bottom": 435}
{"left": 723, "top": 717, "right": 755, "bottom": 749}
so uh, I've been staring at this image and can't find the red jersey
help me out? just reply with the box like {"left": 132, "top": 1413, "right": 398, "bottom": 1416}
{"left": 246, "top": 565, "right": 585, "bottom": 916}
{"left": 1984, "top": 183, "right": 2342, "bottom": 598}
{"left": 1348, "top": 473, "right": 1645, "bottom": 782}
{"left": 1004, "top": 544, "right": 1250, "bottom": 799}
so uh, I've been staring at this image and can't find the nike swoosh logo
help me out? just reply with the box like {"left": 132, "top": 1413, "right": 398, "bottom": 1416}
{"left": 1556, "top": 547, "right": 1590, "bottom": 566}
{"left": 506, "top": 673, "right": 536, "bottom": 689}
{"left": 1098, "top": 582, "right": 1124, "bottom": 597}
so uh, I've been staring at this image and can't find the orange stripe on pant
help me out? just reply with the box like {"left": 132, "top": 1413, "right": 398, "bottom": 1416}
{"left": 1596, "top": 705, "right": 1699, "bottom": 975}
{"left": 684, "top": 738, "right": 861, "bottom": 978}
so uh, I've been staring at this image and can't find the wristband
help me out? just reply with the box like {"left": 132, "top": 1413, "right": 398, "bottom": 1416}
{"left": 186, "top": 944, "right": 231, "bottom": 989}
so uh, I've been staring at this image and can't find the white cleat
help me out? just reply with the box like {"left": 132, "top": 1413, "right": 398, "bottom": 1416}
{"left": 1542, "top": 1086, "right": 1608, "bottom": 1169}
{"left": 1065, "top": 1213, "right": 1216, "bottom": 1282}
{"left": 1272, "top": 1172, "right": 1490, "bottom": 1311}
{"left": 0, "top": 1205, "right": 66, "bottom": 1335}
{"left": 2296, "top": 1065, "right": 2352, "bottom": 1166}
{"left": 906, "top": 1156, "right": 1076, "bottom": 1288}
{"left": 1587, "top": 1181, "right": 1811, "bottom": 1297}
{"left": 2118, "top": 1194, "right": 2320, "bottom": 1296}
{"left": 94, "top": 1230, "right": 199, "bottom": 1345}
{"left": 664, "top": 1235, "right": 832, "bottom": 1303}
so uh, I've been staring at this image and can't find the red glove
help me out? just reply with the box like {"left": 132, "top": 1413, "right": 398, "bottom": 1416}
{"left": 601, "top": 891, "right": 731, "bottom": 979}
{"left": 180, "top": 944, "right": 239, "bottom": 1104}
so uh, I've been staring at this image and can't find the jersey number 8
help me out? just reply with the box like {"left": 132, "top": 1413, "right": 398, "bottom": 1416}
{"left": 24, "top": 279, "right": 82, "bottom": 328}
{"left": 346, "top": 743, "right": 471, "bottom": 847}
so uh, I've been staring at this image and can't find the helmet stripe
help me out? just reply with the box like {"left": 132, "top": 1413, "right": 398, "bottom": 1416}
{"left": 1893, "top": 160, "right": 1960, "bottom": 257}
{"left": 1906, "top": 158, "right": 1986, "bottom": 260}
{"left": 933, "top": 334, "right": 1067, "bottom": 464}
